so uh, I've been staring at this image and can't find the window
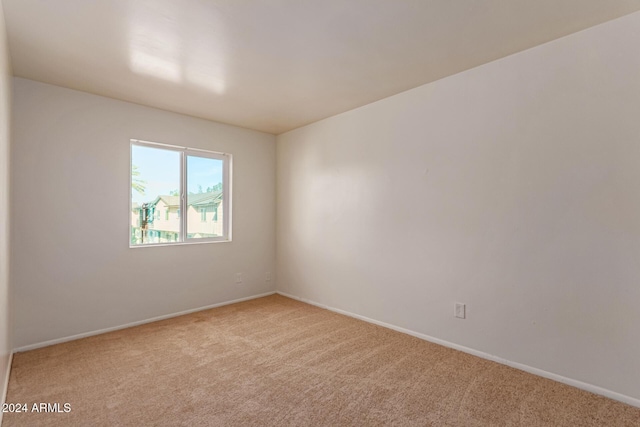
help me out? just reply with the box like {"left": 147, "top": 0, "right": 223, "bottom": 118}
{"left": 130, "top": 140, "right": 231, "bottom": 246}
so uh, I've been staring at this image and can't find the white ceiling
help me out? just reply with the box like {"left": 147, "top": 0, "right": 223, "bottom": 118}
{"left": 4, "top": 0, "right": 640, "bottom": 134}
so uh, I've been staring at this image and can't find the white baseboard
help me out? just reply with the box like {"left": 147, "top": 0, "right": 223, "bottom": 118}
{"left": 14, "top": 291, "right": 277, "bottom": 353}
{"left": 0, "top": 352, "right": 13, "bottom": 426}
{"left": 276, "top": 291, "right": 640, "bottom": 409}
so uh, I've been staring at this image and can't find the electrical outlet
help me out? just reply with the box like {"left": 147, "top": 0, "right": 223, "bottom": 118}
{"left": 235, "top": 273, "right": 243, "bottom": 284}
{"left": 454, "top": 303, "right": 466, "bottom": 319}
{"left": 265, "top": 272, "right": 272, "bottom": 283}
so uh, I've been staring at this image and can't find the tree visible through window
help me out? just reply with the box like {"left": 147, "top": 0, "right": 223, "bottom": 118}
{"left": 130, "top": 140, "right": 231, "bottom": 246}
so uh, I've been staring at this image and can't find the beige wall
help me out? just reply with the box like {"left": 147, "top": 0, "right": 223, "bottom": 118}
{"left": 277, "top": 12, "right": 640, "bottom": 403}
{"left": 11, "top": 78, "right": 276, "bottom": 349}
{"left": 0, "top": 0, "right": 11, "bottom": 411}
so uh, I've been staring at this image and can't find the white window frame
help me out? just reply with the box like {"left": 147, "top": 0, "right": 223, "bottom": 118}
{"left": 129, "top": 139, "right": 232, "bottom": 247}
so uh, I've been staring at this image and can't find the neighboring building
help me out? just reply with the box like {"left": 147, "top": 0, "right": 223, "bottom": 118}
{"left": 131, "top": 191, "right": 223, "bottom": 244}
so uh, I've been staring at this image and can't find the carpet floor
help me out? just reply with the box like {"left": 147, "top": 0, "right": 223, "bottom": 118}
{"left": 3, "top": 294, "right": 639, "bottom": 426}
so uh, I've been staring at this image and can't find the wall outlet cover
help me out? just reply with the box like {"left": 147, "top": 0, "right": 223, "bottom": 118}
{"left": 455, "top": 303, "right": 466, "bottom": 319}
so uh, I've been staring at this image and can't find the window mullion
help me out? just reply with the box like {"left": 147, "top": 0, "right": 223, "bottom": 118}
{"left": 180, "top": 150, "right": 187, "bottom": 242}
{"left": 223, "top": 154, "right": 230, "bottom": 240}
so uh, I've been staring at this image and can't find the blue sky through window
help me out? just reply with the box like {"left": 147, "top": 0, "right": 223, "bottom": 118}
{"left": 187, "top": 155, "right": 223, "bottom": 194}
{"left": 131, "top": 145, "right": 223, "bottom": 205}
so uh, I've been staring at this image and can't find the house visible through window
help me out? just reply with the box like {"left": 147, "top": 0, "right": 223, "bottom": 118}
{"left": 130, "top": 140, "right": 231, "bottom": 246}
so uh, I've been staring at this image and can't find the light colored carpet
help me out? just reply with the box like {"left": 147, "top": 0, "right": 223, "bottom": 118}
{"left": 3, "top": 294, "right": 639, "bottom": 426}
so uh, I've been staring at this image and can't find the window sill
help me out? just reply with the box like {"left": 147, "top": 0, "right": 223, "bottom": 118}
{"left": 129, "top": 239, "right": 232, "bottom": 249}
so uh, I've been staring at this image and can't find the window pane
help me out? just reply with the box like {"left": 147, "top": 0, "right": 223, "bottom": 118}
{"left": 186, "top": 155, "right": 224, "bottom": 239}
{"left": 131, "top": 145, "right": 181, "bottom": 245}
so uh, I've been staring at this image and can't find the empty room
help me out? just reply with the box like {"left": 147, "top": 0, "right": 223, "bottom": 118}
{"left": 1, "top": 0, "right": 640, "bottom": 426}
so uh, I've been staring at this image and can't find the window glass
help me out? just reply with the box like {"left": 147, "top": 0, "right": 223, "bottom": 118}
{"left": 131, "top": 145, "right": 180, "bottom": 245}
{"left": 130, "top": 141, "right": 230, "bottom": 246}
{"left": 187, "top": 155, "right": 224, "bottom": 239}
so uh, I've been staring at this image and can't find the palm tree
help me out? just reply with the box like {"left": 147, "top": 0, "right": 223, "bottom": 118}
{"left": 132, "top": 164, "right": 146, "bottom": 195}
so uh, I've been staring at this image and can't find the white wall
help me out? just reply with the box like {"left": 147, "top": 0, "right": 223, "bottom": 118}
{"left": 0, "top": 0, "right": 11, "bottom": 409}
{"left": 11, "top": 78, "right": 276, "bottom": 349}
{"left": 277, "top": 12, "right": 640, "bottom": 402}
